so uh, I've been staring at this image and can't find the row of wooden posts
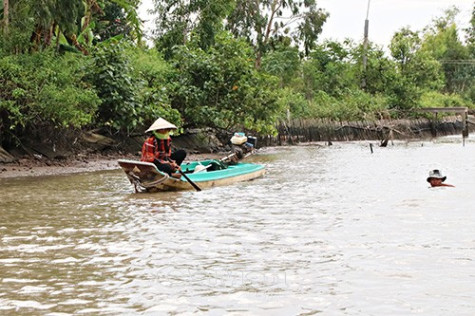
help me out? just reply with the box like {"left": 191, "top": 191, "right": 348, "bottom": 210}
{"left": 419, "top": 107, "right": 471, "bottom": 146}
{"left": 268, "top": 107, "right": 473, "bottom": 147}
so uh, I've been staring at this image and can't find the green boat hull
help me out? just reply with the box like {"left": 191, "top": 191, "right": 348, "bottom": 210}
{"left": 118, "top": 159, "right": 265, "bottom": 192}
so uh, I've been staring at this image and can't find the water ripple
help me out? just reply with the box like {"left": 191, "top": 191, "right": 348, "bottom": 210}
{"left": 1, "top": 140, "right": 475, "bottom": 314}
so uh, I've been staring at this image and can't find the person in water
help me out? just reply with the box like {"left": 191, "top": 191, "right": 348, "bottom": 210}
{"left": 141, "top": 118, "right": 186, "bottom": 178}
{"left": 427, "top": 169, "right": 454, "bottom": 187}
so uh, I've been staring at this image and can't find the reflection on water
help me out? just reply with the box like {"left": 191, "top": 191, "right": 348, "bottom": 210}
{"left": 1, "top": 136, "right": 475, "bottom": 315}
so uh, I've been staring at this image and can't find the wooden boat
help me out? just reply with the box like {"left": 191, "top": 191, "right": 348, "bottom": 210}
{"left": 118, "top": 159, "right": 265, "bottom": 192}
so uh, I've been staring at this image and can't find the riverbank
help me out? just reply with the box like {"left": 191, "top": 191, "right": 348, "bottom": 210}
{"left": 0, "top": 128, "right": 229, "bottom": 179}
{"left": 0, "top": 154, "right": 128, "bottom": 179}
{"left": 1, "top": 117, "right": 472, "bottom": 179}
{"left": 271, "top": 116, "right": 473, "bottom": 145}
{"left": 0, "top": 152, "right": 225, "bottom": 179}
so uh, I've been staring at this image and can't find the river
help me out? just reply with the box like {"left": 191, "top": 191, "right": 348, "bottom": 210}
{"left": 1, "top": 136, "right": 474, "bottom": 315}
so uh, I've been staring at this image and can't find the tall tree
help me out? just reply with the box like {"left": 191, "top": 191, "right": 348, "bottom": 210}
{"left": 107, "top": 0, "right": 142, "bottom": 43}
{"left": 88, "top": 40, "right": 144, "bottom": 134}
{"left": 465, "top": 4, "right": 475, "bottom": 101}
{"left": 29, "top": 0, "right": 86, "bottom": 51}
{"left": 467, "top": 4, "right": 475, "bottom": 56}
{"left": 301, "top": 40, "right": 358, "bottom": 99}
{"left": 152, "top": 0, "right": 233, "bottom": 59}
{"left": 421, "top": 7, "right": 472, "bottom": 94}
{"left": 353, "top": 42, "right": 396, "bottom": 96}
{"left": 226, "top": 0, "right": 328, "bottom": 67}
{"left": 388, "top": 28, "right": 443, "bottom": 111}
{"left": 390, "top": 28, "right": 422, "bottom": 72}
{"left": 1, "top": 0, "right": 140, "bottom": 54}
{"left": 94, "top": 1, "right": 131, "bottom": 42}
{"left": 152, "top": 0, "right": 328, "bottom": 66}
{"left": 261, "top": 42, "right": 301, "bottom": 88}
{"left": 2, "top": 0, "right": 8, "bottom": 35}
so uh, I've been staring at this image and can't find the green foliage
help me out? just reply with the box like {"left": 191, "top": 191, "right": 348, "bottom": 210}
{"left": 421, "top": 8, "right": 473, "bottom": 95}
{"left": 2, "top": 0, "right": 474, "bottom": 148}
{"left": 276, "top": 89, "right": 309, "bottom": 118}
{"left": 420, "top": 91, "right": 471, "bottom": 108}
{"left": 0, "top": 0, "right": 140, "bottom": 55}
{"left": 358, "top": 45, "right": 398, "bottom": 95}
{"left": 261, "top": 44, "right": 301, "bottom": 88}
{"left": 467, "top": 5, "right": 475, "bottom": 56}
{"left": 88, "top": 40, "right": 142, "bottom": 133}
{"left": 108, "top": 0, "right": 142, "bottom": 43}
{"left": 168, "top": 32, "right": 282, "bottom": 134}
{"left": 0, "top": 0, "right": 34, "bottom": 52}
{"left": 387, "top": 28, "right": 444, "bottom": 112}
{"left": 95, "top": 0, "right": 142, "bottom": 43}
{"left": 226, "top": 0, "right": 329, "bottom": 59}
{"left": 128, "top": 47, "right": 182, "bottom": 130}
{"left": 306, "top": 90, "right": 389, "bottom": 121}
{"left": 301, "top": 41, "right": 359, "bottom": 99}
{"left": 94, "top": 2, "right": 132, "bottom": 42}
{"left": 0, "top": 51, "right": 100, "bottom": 141}
{"left": 390, "top": 28, "right": 422, "bottom": 68}
{"left": 153, "top": 0, "right": 233, "bottom": 59}
{"left": 384, "top": 76, "right": 421, "bottom": 113}
{"left": 88, "top": 41, "right": 182, "bottom": 134}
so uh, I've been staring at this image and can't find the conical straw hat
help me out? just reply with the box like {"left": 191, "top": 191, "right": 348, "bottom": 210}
{"left": 145, "top": 118, "right": 177, "bottom": 133}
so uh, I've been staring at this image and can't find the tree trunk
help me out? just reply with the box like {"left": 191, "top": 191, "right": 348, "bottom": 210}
{"left": 255, "top": 50, "right": 262, "bottom": 69}
{"left": 30, "top": 25, "right": 42, "bottom": 51}
{"left": 45, "top": 23, "right": 55, "bottom": 47}
{"left": 66, "top": 33, "right": 89, "bottom": 55}
{"left": 2, "top": 0, "right": 9, "bottom": 35}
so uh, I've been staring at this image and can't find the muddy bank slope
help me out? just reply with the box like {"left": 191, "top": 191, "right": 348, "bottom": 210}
{"left": 0, "top": 128, "right": 230, "bottom": 179}
{"left": 1, "top": 118, "right": 472, "bottom": 178}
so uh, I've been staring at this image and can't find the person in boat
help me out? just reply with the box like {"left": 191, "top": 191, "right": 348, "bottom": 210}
{"left": 427, "top": 169, "right": 454, "bottom": 187}
{"left": 141, "top": 118, "right": 186, "bottom": 179}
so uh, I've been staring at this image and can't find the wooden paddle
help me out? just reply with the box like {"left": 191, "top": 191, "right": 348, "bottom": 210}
{"left": 167, "top": 158, "right": 202, "bottom": 192}
{"left": 178, "top": 169, "right": 202, "bottom": 191}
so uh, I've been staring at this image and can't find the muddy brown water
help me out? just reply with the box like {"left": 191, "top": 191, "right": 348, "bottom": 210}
{"left": 1, "top": 136, "right": 475, "bottom": 315}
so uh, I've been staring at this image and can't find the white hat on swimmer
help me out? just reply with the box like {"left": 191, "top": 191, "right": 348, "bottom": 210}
{"left": 426, "top": 169, "right": 447, "bottom": 183}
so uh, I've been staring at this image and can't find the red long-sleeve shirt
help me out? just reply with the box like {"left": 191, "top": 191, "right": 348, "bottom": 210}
{"left": 140, "top": 136, "right": 171, "bottom": 163}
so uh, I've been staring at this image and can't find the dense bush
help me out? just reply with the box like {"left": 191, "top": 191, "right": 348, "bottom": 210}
{"left": 0, "top": 51, "right": 100, "bottom": 145}
{"left": 168, "top": 32, "right": 283, "bottom": 134}
{"left": 303, "top": 90, "right": 389, "bottom": 121}
{"left": 88, "top": 41, "right": 141, "bottom": 134}
{"left": 128, "top": 48, "right": 182, "bottom": 131}
{"left": 1, "top": 2, "right": 474, "bottom": 148}
{"left": 420, "top": 91, "right": 469, "bottom": 108}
